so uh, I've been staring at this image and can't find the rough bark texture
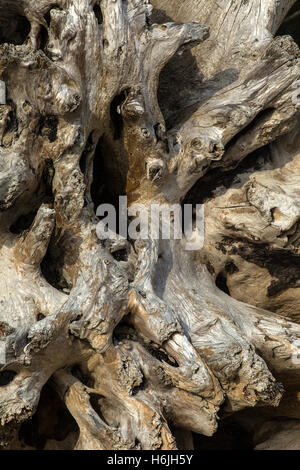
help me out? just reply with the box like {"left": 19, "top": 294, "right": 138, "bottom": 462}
{"left": 0, "top": 0, "right": 300, "bottom": 450}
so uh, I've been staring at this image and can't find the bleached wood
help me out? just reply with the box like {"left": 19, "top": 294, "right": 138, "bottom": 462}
{"left": 0, "top": 0, "right": 299, "bottom": 450}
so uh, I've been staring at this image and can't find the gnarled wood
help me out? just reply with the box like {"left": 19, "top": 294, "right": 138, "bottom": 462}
{"left": 0, "top": 0, "right": 300, "bottom": 450}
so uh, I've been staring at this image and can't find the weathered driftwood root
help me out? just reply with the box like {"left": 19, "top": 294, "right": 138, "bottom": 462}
{"left": 0, "top": 0, "right": 300, "bottom": 450}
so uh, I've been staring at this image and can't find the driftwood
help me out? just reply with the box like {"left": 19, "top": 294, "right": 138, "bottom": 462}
{"left": 0, "top": 0, "right": 299, "bottom": 450}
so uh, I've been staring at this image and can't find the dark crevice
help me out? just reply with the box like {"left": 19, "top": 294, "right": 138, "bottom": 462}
{"left": 206, "top": 261, "right": 215, "bottom": 276}
{"left": 216, "top": 272, "right": 230, "bottom": 295}
{"left": 39, "top": 167, "right": 73, "bottom": 295}
{"left": 184, "top": 145, "right": 272, "bottom": 206}
{"left": 216, "top": 237, "right": 300, "bottom": 297}
{"left": 225, "top": 261, "right": 239, "bottom": 275}
{"left": 193, "top": 419, "right": 253, "bottom": 450}
{"left": 153, "top": 10, "right": 205, "bottom": 128}
{"left": 0, "top": 370, "right": 17, "bottom": 387}
{"left": 36, "top": 313, "right": 46, "bottom": 321}
{"left": 36, "top": 227, "right": 73, "bottom": 294}
{"left": 44, "top": 5, "right": 63, "bottom": 27}
{"left": 44, "top": 9, "right": 53, "bottom": 27}
{"left": 9, "top": 210, "right": 37, "bottom": 234}
{"left": 91, "top": 137, "right": 105, "bottom": 210}
{"left": 42, "top": 158, "right": 55, "bottom": 204}
{"left": 228, "top": 241, "right": 300, "bottom": 297}
{"left": 113, "top": 326, "right": 179, "bottom": 367}
{"left": 111, "top": 248, "right": 128, "bottom": 262}
{"left": 89, "top": 394, "right": 110, "bottom": 426}
{"left": 37, "top": 115, "right": 58, "bottom": 143}
{"left": 146, "top": 344, "right": 179, "bottom": 368}
{"left": 79, "top": 132, "right": 95, "bottom": 175}
{"left": 39, "top": 25, "right": 49, "bottom": 51}
{"left": 0, "top": 14, "right": 30, "bottom": 45}
{"left": 40, "top": 222, "right": 75, "bottom": 294}
{"left": 110, "top": 92, "right": 126, "bottom": 140}
{"left": 90, "top": 136, "right": 128, "bottom": 218}
{"left": 277, "top": 0, "right": 300, "bottom": 46}
{"left": 113, "top": 324, "right": 138, "bottom": 343}
{"left": 153, "top": 9, "right": 240, "bottom": 130}
{"left": 90, "top": 105, "right": 129, "bottom": 219}
{"left": 184, "top": 110, "right": 276, "bottom": 207}
{"left": 71, "top": 365, "right": 94, "bottom": 388}
{"left": 93, "top": 4, "right": 103, "bottom": 25}
{"left": 41, "top": 255, "right": 72, "bottom": 294}
{"left": 132, "top": 376, "right": 147, "bottom": 395}
{"left": 134, "top": 438, "right": 141, "bottom": 448}
{"left": 18, "top": 384, "right": 79, "bottom": 450}
{"left": 10, "top": 160, "right": 54, "bottom": 234}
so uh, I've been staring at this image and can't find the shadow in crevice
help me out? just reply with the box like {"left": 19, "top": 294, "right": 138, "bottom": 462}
{"left": 18, "top": 384, "right": 79, "bottom": 450}
{"left": 110, "top": 91, "right": 127, "bottom": 140}
{"left": 276, "top": 0, "right": 300, "bottom": 47}
{"left": 93, "top": 2, "right": 103, "bottom": 25}
{"left": 0, "top": 370, "right": 17, "bottom": 386}
{"left": 164, "top": 68, "right": 240, "bottom": 131}
{"left": 90, "top": 136, "right": 128, "bottom": 228}
{"left": 89, "top": 394, "right": 111, "bottom": 426}
{"left": 9, "top": 210, "right": 38, "bottom": 235}
{"left": 43, "top": 5, "right": 62, "bottom": 34}
{"left": 215, "top": 271, "right": 230, "bottom": 296}
{"left": 71, "top": 364, "right": 94, "bottom": 388}
{"left": 39, "top": 24, "right": 49, "bottom": 52}
{"left": 79, "top": 131, "right": 94, "bottom": 176}
{"left": 36, "top": 115, "right": 58, "bottom": 143}
{"left": 183, "top": 145, "right": 273, "bottom": 207}
{"left": 223, "top": 108, "right": 275, "bottom": 154}
{"left": 0, "top": 11, "right": 30, "bottom": 45}
{"left": 193, "top": 418, "right": 253, "bottom": 450}
{"left": 152, "top": 9, "right": 239, "bottom": 131}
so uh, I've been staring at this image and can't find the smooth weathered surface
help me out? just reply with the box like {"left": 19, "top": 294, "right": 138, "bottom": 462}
{"left": 0, "top": 0, "right": 299, "bottom": 450}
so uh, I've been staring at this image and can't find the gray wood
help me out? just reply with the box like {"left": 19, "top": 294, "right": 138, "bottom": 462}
{"left": 0, "top": 0, "right": 299, "bottom": 450}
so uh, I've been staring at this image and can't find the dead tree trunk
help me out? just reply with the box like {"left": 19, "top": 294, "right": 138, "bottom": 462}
{"left": 0, "top": 0, "right": 300, "bottom": 450}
